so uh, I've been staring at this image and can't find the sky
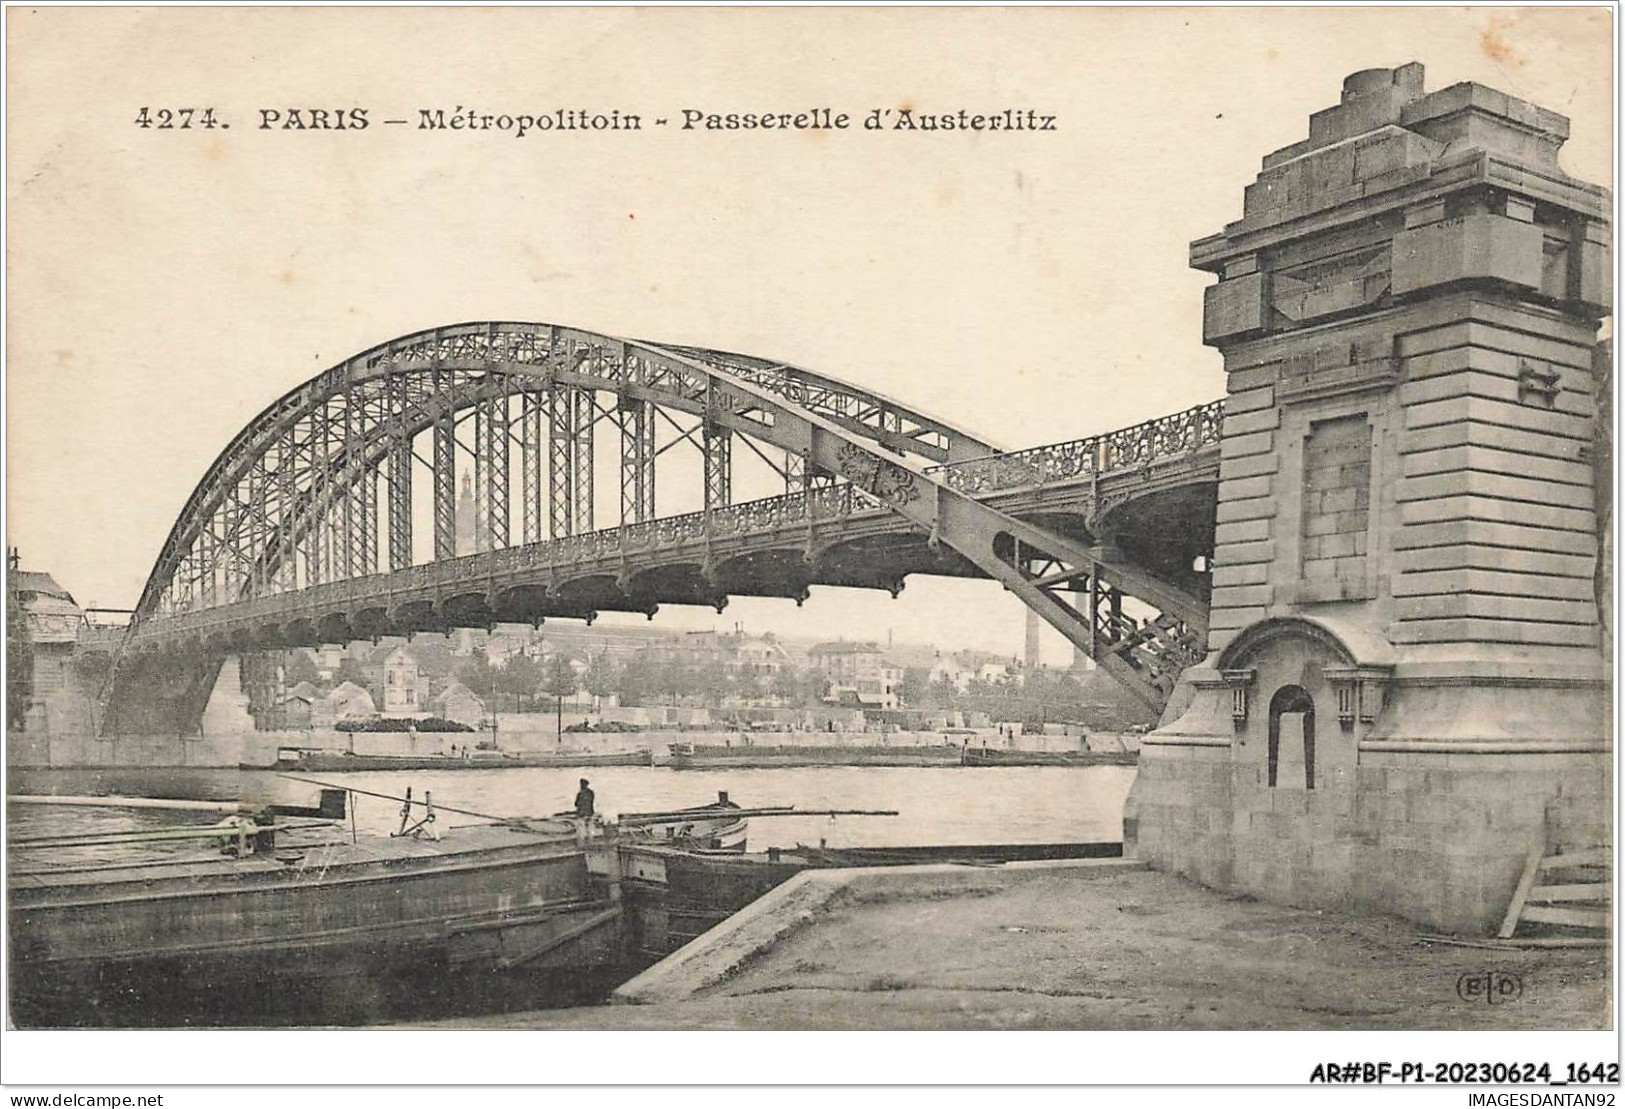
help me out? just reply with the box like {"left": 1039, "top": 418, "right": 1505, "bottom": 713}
{"left": 5, "top": 7, "right": 1613, "bottom": 661}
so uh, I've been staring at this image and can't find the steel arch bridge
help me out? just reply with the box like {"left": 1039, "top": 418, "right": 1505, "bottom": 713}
{"left": 105, "top": 321, "right": 1223, "bottom": 733}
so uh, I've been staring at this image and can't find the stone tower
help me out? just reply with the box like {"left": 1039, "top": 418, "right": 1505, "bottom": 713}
{"left": 1125, "top": 64, "right": 1611, "bottom": 933}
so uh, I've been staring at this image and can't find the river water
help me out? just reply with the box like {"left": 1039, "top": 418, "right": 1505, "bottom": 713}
{"left": 9, "top": 764, "right": 1135, "bottom": 857}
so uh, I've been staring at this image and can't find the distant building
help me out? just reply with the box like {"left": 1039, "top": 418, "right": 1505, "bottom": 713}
{"left": 930, "top": 650, "right": 1018, "bottom": 692}
{"left": 10, "top": 568, "right": 91, "bottom": 735}
{"left": 651, "top": 629, "right": 726, "bottom": 667}
{"left": 807, "top": 641, "right": 903, "bottom": 710}
{"left": 433, "top": 681, "right": 485, "bottom": 727}
{"left": 280, "top": 681, "right": 320, "bottom": 729}
{"left": 730, "top": 634, "right": 788, "bottom": 683}
{"left": 450, "top": 626, "right": 490, "bottom": 658}
{"left": 317, "top": 681, "right": 375, "bottom": 726}
{"left": 364, "top": 644, "right": 426, "bottom": 714}
{"left": 311, "top": 644, "right": 346, "bottom": 681}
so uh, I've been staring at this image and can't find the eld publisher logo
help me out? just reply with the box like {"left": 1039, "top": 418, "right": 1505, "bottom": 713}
{"left": 1458, "top": 971, "right": 1524, "bottom": 1005}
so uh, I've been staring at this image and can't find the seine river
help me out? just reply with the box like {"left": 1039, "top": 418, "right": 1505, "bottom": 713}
{"left": 10, "top": 764, "right": 1136, "bottom": 855}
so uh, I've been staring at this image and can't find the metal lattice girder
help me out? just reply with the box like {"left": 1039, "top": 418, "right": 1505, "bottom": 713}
{"left": 300, "top": 501, "right": 321, "bottom": 589}
{"left": 313, "top": 506, "right": 329, "bottom": 587}
{"left": 549, "top": 387, "right": 574, "bottom": 539}
{"left": 475, "top": 383, "right": 511, "bottom": 550}
{"left": 638, "top": 400, "right": 656, "bottom": 520}
{"left": 521, "top": 389, "right": 545, "bottom": 543}
{"left": 199, "top": 508, "right": 224, "bottom": 603}
{"left": 347, "top": 392, "right": 375, "bottom": 577}
{"left": 1005, "top": 539, "right": 1203, "bottom": 709}
{"left": 352, "top": 465, "right": 378, "bottom": 576}
{"left": 248, "top": 465, "right": 268, "bottom": 595}
{"left": 309, "top": 400, "right": 334, "bottom": 585}
{"left": 619, "top": 396, "right": 655, "bottom": 524}
{"left": 703, "top": 423, "right": 731, "bottom": 511}
{"left": 388, "top": 377, "right": 413, "bottom": 571}
{"left": 789, "top": 460, "right": 839, "bottom": 507}
{"left": 337, "top": 395, "right": 358, "bottom": 580}
{"left": 169, "top": 554, "right": 193, "bottom": 614}
{"left": 433, "top": 368, "right": 456, "bottom": 560}
{"left": 571, "top": 386, "right": 595, "bottom": 534}
{"left": 277, "top": 427, "right": 299, "bottom": 592}
{"left": 784, "top": 450, "right": 806, "bottom": 495}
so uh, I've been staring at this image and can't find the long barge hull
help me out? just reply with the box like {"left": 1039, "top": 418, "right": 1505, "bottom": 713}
{"left": 8, "top": 825, "right": 623, "bottom": 1027}
{"left": 960, "top": 748, "right": 1137, "bottom": 767}
{"left": 666, "top": 745, "right": 962, "bottom": 769}
{"left": 263, "top": 748, "right": 654, "bottom": 772}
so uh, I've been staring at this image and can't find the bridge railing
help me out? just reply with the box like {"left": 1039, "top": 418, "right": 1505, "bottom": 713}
{"left": 924, "top": 399, "right": 1224, "bottom": 494}
{"left": 135, "top": 483, "right": 882, "bottom": 639}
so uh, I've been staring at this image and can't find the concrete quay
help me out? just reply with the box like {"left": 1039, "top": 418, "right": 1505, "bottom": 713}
{"left": 405, "top": 858, "right": 1608, "bottom": 1030}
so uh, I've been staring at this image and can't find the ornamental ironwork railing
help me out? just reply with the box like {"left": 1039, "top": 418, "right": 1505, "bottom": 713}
{"left": 131, "top": 483, "right": 877, "bottom": 640}
{"left": 131, "top": 399, "right": 1223, "bottom": 642}
{"left": 925, "top": 399, "right": 1224, "bottom": 495}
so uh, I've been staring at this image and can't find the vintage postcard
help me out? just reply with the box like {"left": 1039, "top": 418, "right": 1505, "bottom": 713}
{"left": 2, "top": 3, "right": 1616, "bottom": 1096}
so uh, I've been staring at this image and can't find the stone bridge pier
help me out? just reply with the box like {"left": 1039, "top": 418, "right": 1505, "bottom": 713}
{"left": 1125, "top": 64, "right": 1612, "bottom": 933}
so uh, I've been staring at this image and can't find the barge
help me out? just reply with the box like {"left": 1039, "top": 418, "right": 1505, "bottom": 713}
{"left": 666, "top": 742, "right": 962, "bottom": 769}
{"left": 263, "top": 747, "right": 654, "bottom": 772}
{"left": 7, "top": 789, "right": 625, "bottom": 1026}
{"left": 959, "top": 747, "right": 1137, "bottom": 767}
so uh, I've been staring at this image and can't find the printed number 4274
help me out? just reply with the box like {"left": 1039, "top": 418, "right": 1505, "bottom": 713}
{"left": 134, "top": 108, "right": 224, "bottom": 130}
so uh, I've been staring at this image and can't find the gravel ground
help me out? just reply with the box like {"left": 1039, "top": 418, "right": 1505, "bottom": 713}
{"left": 410, "top": 867, "right": 1610, "bottom": 1030}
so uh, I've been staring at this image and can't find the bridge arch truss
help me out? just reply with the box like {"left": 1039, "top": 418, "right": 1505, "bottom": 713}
{"left": 124, "top": 322, "right": 1220, "bottom": 714}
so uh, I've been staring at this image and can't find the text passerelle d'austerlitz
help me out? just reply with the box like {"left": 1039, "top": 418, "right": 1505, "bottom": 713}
{"left": 403, "top": 106, "right": 1058, "bottom": 136}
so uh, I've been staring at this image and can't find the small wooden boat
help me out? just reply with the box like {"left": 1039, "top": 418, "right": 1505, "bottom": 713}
{"left": 618, "top": 792, "right": 749, "bottom": 853}
{"left": 264, "top": 747, "right": 654, "bottom": 772}
{"left": 614, "top": 794, "right": 899, "bottom": 857}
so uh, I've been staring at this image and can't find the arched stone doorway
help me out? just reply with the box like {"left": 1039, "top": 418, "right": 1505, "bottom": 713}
{"left": 1267, "top": 684, "right": 1316, "bottom": 789}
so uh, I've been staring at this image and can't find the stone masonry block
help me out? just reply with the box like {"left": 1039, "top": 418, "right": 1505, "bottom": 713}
{"left": 1389, "top": 617, "right": 1598, "bottom": 648}
{"left": 1223, "top": 474, "right": 1274, "bottom": 501}
{"left": 1220, "top": 430, "right": 1275, "bottom": 460}
{"left": 1395, "top": 470, "right": 1594, "bottom": 510}
{"left": 1224, "top": 385, "right": 1277, "bottom": 415}
{"left": 1398, "top": 319, "right": 1595, "bottom": 371}
{"left": 1398, "top": 366, "right": 1591, "bottom": 419}
{"left": 1204, "top": 273, "right": 1268, "bottom": 343}
{"left": 1399, "top": 495, "right": 1594, "bottom": 533}
{"left": 1390, "top": 518, "right": 1596, "bottom": 556}
{"left": 1215, "top": 519, "right": 1271, "bottom": 546}
{"left": 1215, "top": 496, "right": 1277, "bottom": 524}
{"left": 1218, "top": 452, "right": 1280, "bottom": 481}
{"left": 1400, "top": 421, "right": 1591, "bottom": 464}
{"left": 1215, "top": 536, "right": 1274, "bottom": 565}
{"left": 1404, "top": 395, "right": 1589, "bottom": 441}
{"left": 1405, "top": 345, "right": 1594, "bottom": 395}
{"left": 1393, "top": 568, "right": 1594, "bottom": 601}
{"left": 1392, "top": 214, "right": 1545, "bottom": 297}
{"left": 1400, "top": 443, "right": 1594, "bottom": 486}
{"left": 1211, "top": 562, "right": 1270, "bottom": 587}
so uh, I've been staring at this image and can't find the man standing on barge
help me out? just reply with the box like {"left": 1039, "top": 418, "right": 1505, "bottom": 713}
{"left": 573, "top": 778, "right": 595, "bottom": 819}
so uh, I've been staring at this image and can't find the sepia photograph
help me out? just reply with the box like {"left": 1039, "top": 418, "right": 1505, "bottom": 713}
{"left": 2, "top": 2, "right": 1617, "bottom": 1095}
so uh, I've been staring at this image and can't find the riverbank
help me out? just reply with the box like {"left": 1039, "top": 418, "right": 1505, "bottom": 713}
{"left": 404, "top": 863, "right": 1609, "bottom": 1030}
{"left": 10, "top": 728, "right": 1140, "bottom": 770}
